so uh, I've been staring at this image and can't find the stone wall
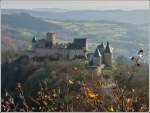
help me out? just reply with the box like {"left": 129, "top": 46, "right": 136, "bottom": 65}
{"left": 26, "top": 48, "right": 85, "bottom": 60}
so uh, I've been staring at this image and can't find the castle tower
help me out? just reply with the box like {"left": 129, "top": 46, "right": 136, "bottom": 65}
{"left": 97, "top": 42, "right": 105, "bottom": 63}
{"left": 46, "top": 32, "right": 56, "bottom": 47}
{"left": 32, "top": 35, "right": 37, "bottom": 50}
{"left": 92, "top": 48, "right": 102, "bottom": 66}
{"left": 98, "top": 42, "right": 105, "bottom": 54}
{"left": 103, "top": 41, "right": 112, "bottom": 67}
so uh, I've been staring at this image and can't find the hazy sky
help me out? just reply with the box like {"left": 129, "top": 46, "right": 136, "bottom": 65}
{"left": 1, "top": 0, "right": 149, "bottom": 10}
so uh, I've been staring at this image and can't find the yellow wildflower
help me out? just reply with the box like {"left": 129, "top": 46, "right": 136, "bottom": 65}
{"left": 69, "top": 80, "right": 74, "bottom": 84}
{"left": 87, "top": 91, "right": 97, "bottom": 98}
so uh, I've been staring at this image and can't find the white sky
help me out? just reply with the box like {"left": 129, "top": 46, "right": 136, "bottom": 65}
{"left": 1, "top": 0, "right": 150, "bottom": 10}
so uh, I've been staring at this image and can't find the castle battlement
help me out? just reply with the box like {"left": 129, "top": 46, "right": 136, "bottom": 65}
{"left": 31, "top": 32, "right": 87, "bottom": 60}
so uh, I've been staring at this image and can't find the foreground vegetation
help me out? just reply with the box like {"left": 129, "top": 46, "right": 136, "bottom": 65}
{"left": 1, "top": 56, "right": 149, "bottom": 112}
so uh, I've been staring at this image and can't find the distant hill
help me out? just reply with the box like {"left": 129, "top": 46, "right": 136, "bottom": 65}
{"left": 2, "top": 9, "right": 149, "bottom": 24}
{"left": 1, "top": 13, "right": 63, "bottom": 32}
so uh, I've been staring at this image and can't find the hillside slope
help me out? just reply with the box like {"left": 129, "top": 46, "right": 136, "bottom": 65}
{"left": 2, "top": 13, "right": 63, "bottom": 32}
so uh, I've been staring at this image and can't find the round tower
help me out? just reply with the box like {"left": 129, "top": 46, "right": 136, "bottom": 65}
{"left": 97, "top": 42, "right": 105, "bottom": 64}
{"left": 98, "top": 42, "right": 105, "bottom": 54}
{"left": 103, "top": 41, "right": 112, "bottom": 67}
{"left": 92, "top": 48, "right": 102, "bottom": 66}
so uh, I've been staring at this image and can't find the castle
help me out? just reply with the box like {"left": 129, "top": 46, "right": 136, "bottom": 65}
{"left": 27, "top": 32, "right": 112, "bottom": 67}
{"left": 88, "top": 42, "right": 113, "bottom": 67}
{"left": 27, "top": 32, "right": 87, "bottom": 60}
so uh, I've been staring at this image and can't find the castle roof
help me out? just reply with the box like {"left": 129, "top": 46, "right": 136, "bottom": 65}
{"left": 94, "top": 48, "right": 101, "bottom": 57}
{"left": 97, "top": 42, "right": 105, "bottom": 54}
{"left": 104, "top": 41, "right": 112, "bottom": 53}
{"left": 98, "top": 42, "right": 105, "bottom": 49}
{"left": 32, "top": 35, "right": 37, "bottom": 43}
